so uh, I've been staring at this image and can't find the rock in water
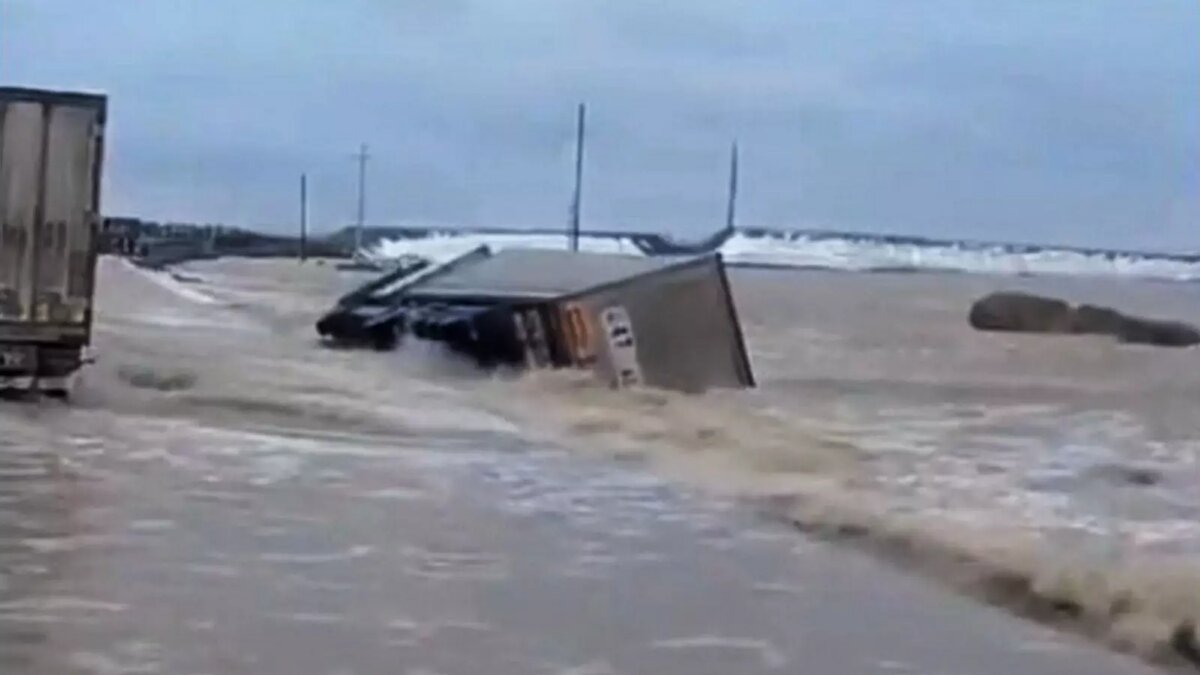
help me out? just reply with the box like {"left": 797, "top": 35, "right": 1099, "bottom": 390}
{"left": 968, "top": 292, "right": 1200, "bottom": 348}
{"left": 968, "top": 292, "right": 1074, "bottom": 333}
{"left": 1070, "top": 304, "right": 1127, "bottom": 335}
{"left": 1116, "top": 318, "right": 1200, "bottom": 347}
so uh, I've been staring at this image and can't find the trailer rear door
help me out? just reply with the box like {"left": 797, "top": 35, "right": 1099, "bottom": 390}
{"left": 0, "top": 88, "right": 105, "bottom": 341}
{"left": 0, "top": 100, "right": 43, "bottom": 323}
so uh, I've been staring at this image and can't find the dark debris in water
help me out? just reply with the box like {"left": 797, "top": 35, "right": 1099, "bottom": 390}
{"left": 1088, "top": 463, "right": 1164, "bottom": 488}
{"left": 116, "top": 365, "right": 198, "bottom": 392}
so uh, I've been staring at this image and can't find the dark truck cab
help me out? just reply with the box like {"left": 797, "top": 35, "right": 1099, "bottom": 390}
{"left": 0, "top": 87, "right": 107, "bottom": 396}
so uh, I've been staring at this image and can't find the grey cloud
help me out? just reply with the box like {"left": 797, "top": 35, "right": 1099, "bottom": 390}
{"left": 3, "top": 0, "right": 1197, "bottom": 248}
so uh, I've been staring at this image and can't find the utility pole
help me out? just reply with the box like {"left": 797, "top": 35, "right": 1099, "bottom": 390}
{"left": 725, "top": 141, "right": 739, "bottom": 232}
{"left": 569, "top": 103, "right": 586, "bottom": 252}
{"left": 353, "top": 143, "right": 370, "bottom": 256}
{"left": 299, "top": 173, "right": 308, "bottom": 262}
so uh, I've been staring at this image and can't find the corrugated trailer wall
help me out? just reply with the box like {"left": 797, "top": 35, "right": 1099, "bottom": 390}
{"left": 39, "top": 102, "right": 103, "bottom": 327}
{"left": 558, "top": 255, "right": 755, "bottom": 393}
{"left": 0, "top": 88, "right": 105, "bottom": 345}
{"left": 0, "top": 100, "right": 43, "bottom": 324}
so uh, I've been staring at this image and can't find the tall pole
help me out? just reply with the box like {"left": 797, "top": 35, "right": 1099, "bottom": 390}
{"left": 354, "top": 143, "right": 370, "bottom": 257}
{"left": 299, "top": 173, "right": 308, "bottom": 262}
{"left": 725, "top": 141, "right": 739, "bottom": 232}
{"left": 569, "top": 103, "right": 586, "bottom": 252}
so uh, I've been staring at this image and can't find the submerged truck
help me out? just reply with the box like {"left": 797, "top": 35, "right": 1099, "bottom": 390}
{"left": 0, "top": 87, "right": 107, "bottom": 396}
{"left": 317, "top": 246, "right": 756, "bottom": 393}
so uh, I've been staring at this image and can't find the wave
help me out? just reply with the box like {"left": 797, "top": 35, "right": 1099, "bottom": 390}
{"left": 369, "top": 228, "right": 1200, "bottom": 282}
{"left": 370, "top": 231, "right": 648, "bottom": 263}
{"left": 470, "top": 369, "right": 1200, "bottom": 668}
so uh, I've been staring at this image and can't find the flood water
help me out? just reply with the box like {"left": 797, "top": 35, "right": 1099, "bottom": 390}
{"left": 0, "top": 257, "right": 1184, "bottom": 673}
{"left": 741, "top": 268, "right": 1200, "bottom": 551}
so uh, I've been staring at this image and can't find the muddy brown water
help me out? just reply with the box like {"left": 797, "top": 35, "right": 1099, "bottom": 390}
{"left": 0, "top": 257, "right": 1183, "bottom": 673}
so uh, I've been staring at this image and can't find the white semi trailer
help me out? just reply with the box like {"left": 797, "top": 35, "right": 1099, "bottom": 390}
{"left": 0, "top": 86, "right": 107, "bottom": 397}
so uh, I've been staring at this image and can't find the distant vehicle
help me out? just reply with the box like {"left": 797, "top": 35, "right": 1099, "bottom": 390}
{"left": 0, "top": 86, "right": 107, "bottom": 398}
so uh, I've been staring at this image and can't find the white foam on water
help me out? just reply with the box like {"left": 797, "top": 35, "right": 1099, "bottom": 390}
{"left": 0, "top": 597, "right": 128, "bottom": 613}
{"left": 371, "top": 232, "right": 644, "bottom": 264}
{"left": 271, "top": 612, "right": 348, "bottom": 625}
{"left": 121, "top": 259, "right": 222, "bottom": 304}
{"left": 553, "top": 661, "right": 617, "bottom": 675}
{"left": 369, "top": 229, "right": 1200, "bottom": 282}
{"left": 466, "top": 367, "right": 1200, "bottom": 662}
{"left": 258, "top": 545, "right": 374, "bottom": 565}
{"left": 725, "top": 232, "right": 1200, "bottom": 280}
{"left": 720, "top": 232, "right": 1200, "bottom": 280}
{"left": 652, "top": 635, "right": 788, "bottom": 669}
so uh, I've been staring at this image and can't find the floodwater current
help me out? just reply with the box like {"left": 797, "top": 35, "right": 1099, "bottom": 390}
{"left": 0, "top": 257, "right": 1178, "bottom": 673}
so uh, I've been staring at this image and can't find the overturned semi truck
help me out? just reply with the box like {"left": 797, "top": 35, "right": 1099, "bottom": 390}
{"left": 316, "top": 247, "right": 755, "bottom": 393}
{"left": 0, "top": 87, "right": 107, "bottom": 397}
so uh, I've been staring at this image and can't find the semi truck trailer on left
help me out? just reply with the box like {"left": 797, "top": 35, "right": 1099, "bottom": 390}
{"left": 0, "top": 86, "right": 107, "bottom": 398}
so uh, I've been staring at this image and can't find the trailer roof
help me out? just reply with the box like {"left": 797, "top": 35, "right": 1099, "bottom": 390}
{"left": 0, "top": 87, "right": 108, "bottom": 115}
{"left": 404, "top": 249, "right": 679, "bottom": 301}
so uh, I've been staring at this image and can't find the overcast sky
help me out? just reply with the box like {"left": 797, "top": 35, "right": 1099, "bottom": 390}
{"left": 3, "top": 1, "right": 1197, "bottom": 249}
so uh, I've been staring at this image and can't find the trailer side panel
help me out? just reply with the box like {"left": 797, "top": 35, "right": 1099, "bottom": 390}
{"left": 563, "top": 255, "right": 755, "bottom": 392}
